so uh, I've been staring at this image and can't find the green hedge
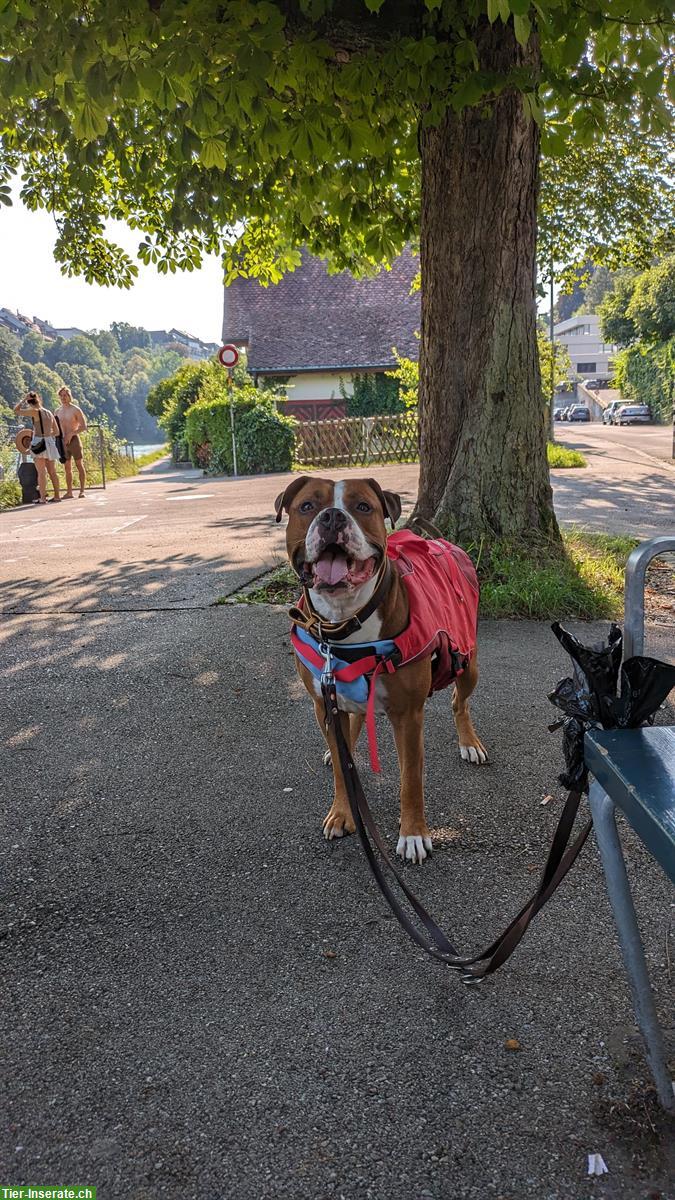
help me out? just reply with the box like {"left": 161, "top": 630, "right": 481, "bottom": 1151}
{"left": 612, "top": 338, "right": 674, "bottom": 423}
{"left": 185, "top": 391, "right": 296, "bottom": 475}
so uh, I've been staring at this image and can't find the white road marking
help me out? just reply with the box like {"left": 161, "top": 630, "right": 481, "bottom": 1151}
{"left": 0, "top": 515, "right": 147, "bottom": 542}
{"left": 165, "top": 493, "right": 216, "bottom": 501}
{"left": 110, "top": 516, "right": 147, "bottom": 534}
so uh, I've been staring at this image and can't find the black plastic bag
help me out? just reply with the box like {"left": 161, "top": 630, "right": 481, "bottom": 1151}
{"left": 549, "top": 622, "right": 675, "bottom": 792}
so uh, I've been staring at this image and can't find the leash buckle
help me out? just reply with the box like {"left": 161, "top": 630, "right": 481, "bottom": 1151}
{"left": 319, "top": 642, "right": 334, "bottom": 686}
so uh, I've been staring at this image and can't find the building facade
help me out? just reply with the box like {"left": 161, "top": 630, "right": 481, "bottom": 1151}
{"left": 222, "top": 249, "right": 420, "bottom": 420}
{"left": 554, "top": 314, "right": 616, "bottom": 382}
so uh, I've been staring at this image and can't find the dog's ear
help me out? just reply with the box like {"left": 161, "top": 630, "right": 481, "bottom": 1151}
{"left": 274, "top": 475, "right": 312, "bottom": 523}
{"left": 367, "top": 478, "right": 402, "bottom": 529}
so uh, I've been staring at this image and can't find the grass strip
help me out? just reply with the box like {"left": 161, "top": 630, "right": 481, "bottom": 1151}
{"left": 222, "top": 528, "right": 637, "bottom": 621}
{"left": 547, "top": 443, "right": 587, "bottom": 468}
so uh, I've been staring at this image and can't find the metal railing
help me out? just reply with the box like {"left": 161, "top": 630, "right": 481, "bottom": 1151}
{"left": 624, "top": 536, "right": 675, "bottom": 658}
{"left": 3, "top": 421, "right": 115, "bottom": 493}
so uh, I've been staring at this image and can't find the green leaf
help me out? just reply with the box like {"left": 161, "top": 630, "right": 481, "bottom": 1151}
{"left": 199, "top": 137, "right": 227, "bottom": 169}
{"left": 71, "top": 98, "right": 108, "bottom": 142}
{"left": 513, "top": 13, "right": 531, "bottom": 47}
{"left": 643, "top": 66, "right": 664, "bottom": 99}
{"left": 487, "top": 0, "right": 500, "bottom": 22}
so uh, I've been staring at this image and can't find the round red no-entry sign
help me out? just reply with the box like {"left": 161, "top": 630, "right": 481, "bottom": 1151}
{"left": 218, "top": 344, "right": 239, "bottom": 368}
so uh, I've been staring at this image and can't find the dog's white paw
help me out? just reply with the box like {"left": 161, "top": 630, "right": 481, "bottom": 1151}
{"left": 323, "top": 749, "right": 332, "bottom": 768}
{"left": 396, "top": 834, "right": 433, "bottom": 864}
{"left": 460, "top": 743, "right": 488, "bottom": 765}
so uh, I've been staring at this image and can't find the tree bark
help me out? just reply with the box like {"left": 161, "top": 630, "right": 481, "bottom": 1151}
{"left": 414, "top": 20, "right": 559, "bottom": 547}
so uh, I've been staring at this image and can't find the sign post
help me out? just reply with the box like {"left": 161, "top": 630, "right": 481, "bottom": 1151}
{"left": 218, "top": 344, "right": 240, "bottom": 477}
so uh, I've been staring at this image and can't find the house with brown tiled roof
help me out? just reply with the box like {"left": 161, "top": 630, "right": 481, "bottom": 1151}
{"left": 222, "top": 248, "right": 419, "bottom": 420}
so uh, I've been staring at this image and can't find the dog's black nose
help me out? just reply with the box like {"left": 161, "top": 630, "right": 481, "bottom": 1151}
{"left": 318, "top": 507, "right": 347, "bottom": 535}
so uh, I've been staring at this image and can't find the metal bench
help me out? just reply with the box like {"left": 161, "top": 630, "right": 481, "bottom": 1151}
{"left": 584, "top": 535, "right": 675, "bottom": 1111}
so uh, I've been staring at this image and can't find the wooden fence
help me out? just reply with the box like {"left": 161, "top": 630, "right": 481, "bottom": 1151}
{"left": 294, "top": 412, "right": 419, "bottom": 468}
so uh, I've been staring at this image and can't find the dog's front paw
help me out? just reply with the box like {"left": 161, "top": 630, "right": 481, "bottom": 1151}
{"left": 396, "top": 834, "right": 433, "bottom": 864}
{"left": 323, "top": 804, "right": 356, "bottom": 840}
{"left": 459, "top": 738, "right": 488, "bottom": 765}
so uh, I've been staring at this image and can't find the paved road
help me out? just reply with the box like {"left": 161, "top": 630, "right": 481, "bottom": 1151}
{"left": 1, "top": 437, "right": 673, "bottom": 1198}
{"left": 0, "top": 430, "right": 673, "bottom": 614}
{"left": 2, "top": 611, "right": 673, "bottom": 1199}
{"left": 556, "top": 420, "right": 673, "bottom": 466}
{"left": 552, "top": 424, "right": 674, "bottom": 540}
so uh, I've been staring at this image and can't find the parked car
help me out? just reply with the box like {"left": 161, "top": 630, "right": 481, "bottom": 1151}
{"left": 614, "top": 404, "right": 651, "bottom": 426}
{"left": 603, "top": 401, "right": 626, "bottom": 425}
{"left": 559, "top": 406, "right": 571, "bottom": 421}
{"left": 568, "top": 405, "right": 591, "bottom": 422}
{"left": 553, "top": 407, "right": 565, "bottom": 421}
{"left": 583, "top": 379, "right": 601, "bottom": 389}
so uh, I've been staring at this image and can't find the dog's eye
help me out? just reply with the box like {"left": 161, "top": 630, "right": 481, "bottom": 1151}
{"left": 299, "top": 501, "right": 314, "bottom": 513}
{"left": 355, "top": 501, "right": 371, "bottom": 513}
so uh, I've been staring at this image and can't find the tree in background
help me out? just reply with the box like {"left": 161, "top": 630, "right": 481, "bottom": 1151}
{"left": 19, "top": 330, "right": 45, "bottom": 364}
{"left": 597, "top": 273, "right": 640, "bottom": 346}
{"left": 147, "top": 360, "right": 210, "bottom": 458}
{"left": 539, "top": 119, "right": 674, "bottom": 297}
{"left": 627, "top": 257, "right": 675, "bottom": 344}
{"left": 2, "top": 320, "right": 186, "bottom": 440}
{"left": 536, "top": 328, "right": 571, "bottom": 403}
{"left": 600, "top": 255, "right": 675, "bottom": 422}
{"left": 21, "top": 361, "right": 68, "bottom": 408}
{"left": 1, "top": 2, "right": 672, "bottom": 543}
{"left": 577, "top": 267, "right": 615, "bottom": 317}
{"left": 0, "top": 328, "right": 26, "bottom": 414}
{"left": 111, "top": 322, "right": 151, "bottom": 352}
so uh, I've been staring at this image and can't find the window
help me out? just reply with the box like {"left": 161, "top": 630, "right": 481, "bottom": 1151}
{"left": 577, "top": 362, "right": 597, "bottom": 373}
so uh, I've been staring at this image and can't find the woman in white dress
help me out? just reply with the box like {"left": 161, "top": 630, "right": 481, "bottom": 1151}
{"left": 14, "top": 391, "right": 61, "bottom": 504}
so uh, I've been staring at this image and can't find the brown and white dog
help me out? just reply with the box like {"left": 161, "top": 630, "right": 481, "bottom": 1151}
{"left": 274, "top": 475, "right": 487, "bottom": 864}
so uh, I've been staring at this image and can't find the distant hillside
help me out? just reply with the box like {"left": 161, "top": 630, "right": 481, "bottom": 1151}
{"left": 0, "top": 317, "right": 218, "bottom": 442}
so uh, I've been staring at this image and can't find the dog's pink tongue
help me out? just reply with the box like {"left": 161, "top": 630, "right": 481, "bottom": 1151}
{"left": 315, "top": 552, "right": 349, "bottom": 585}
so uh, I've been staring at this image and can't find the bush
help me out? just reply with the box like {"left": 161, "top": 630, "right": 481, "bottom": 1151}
{"left": 343, "top": 372, "right": 404, "bottom": 416}
{"left": 186, "top": 387, "right": 296, "bottom": 475}
{"left": 151, "top": 361, "right": 210, "bottom": 456}
{"left": 612, "top": 338, "right": 674, "bottom": 423}
{"left": 0, "top": 478, "right": 22, "bottom": 510}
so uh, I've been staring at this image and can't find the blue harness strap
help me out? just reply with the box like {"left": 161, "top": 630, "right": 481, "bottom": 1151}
{"left": 293, "top": 626, "right": 397, "bottom": 706}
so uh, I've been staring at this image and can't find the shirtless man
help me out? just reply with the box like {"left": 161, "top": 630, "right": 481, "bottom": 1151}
{"left": 55, "top": 387, "right": 88, "bottom": 498}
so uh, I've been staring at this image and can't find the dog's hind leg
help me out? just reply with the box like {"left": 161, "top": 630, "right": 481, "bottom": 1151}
{"left": 453, "top": 654, "right": 488, "bottom": 765}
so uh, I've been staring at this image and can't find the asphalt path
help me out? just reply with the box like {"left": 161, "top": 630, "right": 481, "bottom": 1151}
{"left": 2, "top": 610, "right": 673, "bottom": 1199}
{"left": 0, "top": 428, "right": 673, "bottom": 614}
{"left": 556, "top": 420, "right": 673, "bottom": 465}
{"left": 1, "top": 430, "right": 674, "bottom": 1198}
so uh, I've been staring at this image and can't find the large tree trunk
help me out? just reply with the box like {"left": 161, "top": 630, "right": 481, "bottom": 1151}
{"left": 414, "top": 20, "right": 558, "bottom": 547}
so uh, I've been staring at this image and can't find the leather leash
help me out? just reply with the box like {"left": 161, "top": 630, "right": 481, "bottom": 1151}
{"left": 321, "top": 674, "right": 591, "bottom": 982}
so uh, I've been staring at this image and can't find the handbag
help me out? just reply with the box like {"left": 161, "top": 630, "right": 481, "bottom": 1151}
{"left": 31, "top": 409, "right": 46, "bottom": 456}
{"left": 54, "top": 413, "right": 66, "bottom": 464}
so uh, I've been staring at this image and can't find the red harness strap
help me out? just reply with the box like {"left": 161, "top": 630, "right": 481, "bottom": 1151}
{"left": 290, "top": 630, "right": 396, "bottom": 772}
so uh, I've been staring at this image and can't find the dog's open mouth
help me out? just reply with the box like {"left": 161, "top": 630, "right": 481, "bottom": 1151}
{"left": 310, "top": 545, "right": 378, "bottom": 590}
